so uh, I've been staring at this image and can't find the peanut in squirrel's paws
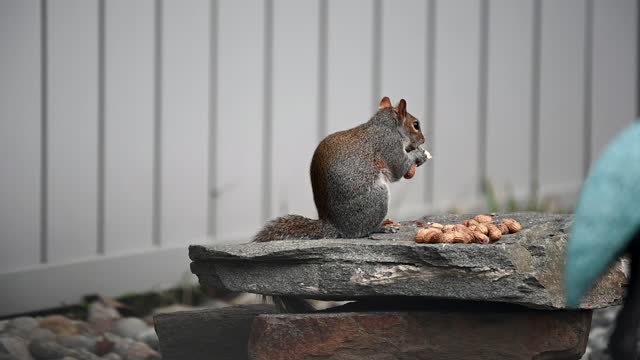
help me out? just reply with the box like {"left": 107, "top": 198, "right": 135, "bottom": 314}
{"left": 403, "top": 164, "right": 417, "bottom": 179}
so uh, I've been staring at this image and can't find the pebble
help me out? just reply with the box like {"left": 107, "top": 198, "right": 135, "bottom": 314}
{"left": 29, "top": 338, "right": 68, "bottom": 359}
{"left": 113, "top": 318, "right": 149, "bottom": 339}
{"left": 101, "top": 353, "right": 121, "bottom": 360}
{"left": 39, "top": 316, "right": 78, "bottom": 336}
{"left": 135, "top": 329, "right": 159, "bottom": 351}
{"left": 27, "top": 328, "right": 55, "bottom": 342}
{"left": 0, "top": 336, "right": 31, "bottom": 359}
{"left": 125, "top": 342, "right": 160, "bottom": 360}
{"left": 7, "top": 317, "right": 39, "bottom": 334}
{"left": 58, "top": 336, "right": 96, "bottom": 353}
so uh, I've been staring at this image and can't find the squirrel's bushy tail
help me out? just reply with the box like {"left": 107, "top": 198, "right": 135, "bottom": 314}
{"left": 253, "top": 214, "right": 340, "bottom": 242}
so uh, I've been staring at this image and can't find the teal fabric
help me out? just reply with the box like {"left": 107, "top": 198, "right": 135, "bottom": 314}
{"left": 565, "top": 122, "right": 640, "bottom": 308}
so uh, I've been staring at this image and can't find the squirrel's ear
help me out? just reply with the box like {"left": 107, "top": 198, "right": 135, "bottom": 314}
{"left": 396, "top": 99, "right": 407, "bottom": 118}
{"left": 379, "top": 96, "right": 392, "bottom": 109}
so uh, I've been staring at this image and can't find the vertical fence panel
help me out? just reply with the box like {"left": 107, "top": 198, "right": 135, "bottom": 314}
{"left": 0, "top": 0, "right": 41, "bottom": 271}
{"left": 326, "top": 0, "right": 374, "bottom": 134}
{"left": 380, "top": 0, "right": 429, "bottom": 219}
{"left": 538, "top": 0, "right": 585, "bottom": 197}
{"left": 161, "top": 0, "right": 210, "bottom": 246}
{"left": 104, "top": 0, "right": 155, "bottom": 254}
{"left": 432, "top": 0, "right": 481, "bottom": 208}
{"left": 271, "top": 0, "right": 319, "bottom": 219}
{"left": 590, "top": 0, "right": 637, "bottom": 165}
{"left": 216, "top": 0, "right": 265, "bottom": 240}
{"left": 48, "top": 0, "right": 99, "bottom": 262}
{"left": 485, "top": 0, "right": 534, "bottom": 202}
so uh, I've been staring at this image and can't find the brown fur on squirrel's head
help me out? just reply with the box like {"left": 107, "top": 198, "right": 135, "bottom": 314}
{"left": 379, "top": 97, "right": 425, "bottom": 152}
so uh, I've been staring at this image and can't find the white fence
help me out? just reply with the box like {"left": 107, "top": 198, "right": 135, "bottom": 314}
{"left": 0, "top": 0, "right": 637, "bottom": 316}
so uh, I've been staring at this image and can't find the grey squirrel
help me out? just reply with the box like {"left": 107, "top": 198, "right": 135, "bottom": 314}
{"left": 254, "top": 97, "right": 430, "bottom": 242}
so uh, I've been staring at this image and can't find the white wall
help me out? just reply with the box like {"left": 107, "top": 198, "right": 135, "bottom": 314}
{"left": 0, "top": 0, "right": 636, "bottom": 316}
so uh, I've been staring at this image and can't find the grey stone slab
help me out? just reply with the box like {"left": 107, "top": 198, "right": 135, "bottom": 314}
{"left": 190, "top": 213, "right": 628, "bottom": 310}
{"left": 154, "top": 304, "right": 276, "bottom": 360}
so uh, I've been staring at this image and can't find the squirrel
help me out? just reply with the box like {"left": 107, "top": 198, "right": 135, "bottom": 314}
{"left": 254, "top": 96, "right": 430, "bottom": 243}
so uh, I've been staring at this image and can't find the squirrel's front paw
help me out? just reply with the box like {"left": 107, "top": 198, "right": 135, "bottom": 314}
{"left": 412, "top": 146, "right": 432, "bottom": 167}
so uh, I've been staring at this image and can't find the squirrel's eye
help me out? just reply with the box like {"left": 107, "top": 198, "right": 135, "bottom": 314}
{"left": 413, "top": 121, "right": 420, "bottom": 130}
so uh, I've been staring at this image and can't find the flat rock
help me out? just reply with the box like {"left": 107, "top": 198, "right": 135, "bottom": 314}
{"left": 248, "top": 303, "right": 592, "bottom": 360}
{"left": 190, "top": 213, "right": 628, "bottom": 310}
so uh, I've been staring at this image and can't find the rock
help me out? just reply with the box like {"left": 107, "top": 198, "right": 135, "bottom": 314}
{"left": 88, "top": 302, "right": 120, "bottom": 334}
{"left": 248, "top": 302, "right": 592, "bottom": 360}
{"left": 101, "top": 353, "right": 121, "bottom": 360}
{"left": 0, "top": 336, "right": 32, "bottom": 360}
{"left": 155, "top": 304, "right": 276, "bottom": 360}
{"left": 191, "top": 213, "right": 628, "bottom": 310}
{"left": 29, "top": 339, "right": 68, "bottom": 359}
{"left": 125, "top": 342, "right": 160, "bottom": 360}
{"left": 135, "top": 329, "right": 159, "bottom": 351}
{"left": 27, "top": 329, "right": 56, "bottom": 342}
{"left": 109, "top": 335, "right": 134, "bottom": 358}
{"left": 7, "top": 317, "right": 39, "bottom": 334}
{"left": 588, "top": 327, "right": 611, "bottom": 352}
{"left": 591, "top": 306, "right": 620, "bottom": 328}
{"left": 39, "top": 315, "right": 78, "bottom": 336}
{"left": 58, "top": 336, "right": 96, "bottom": 353}
{"left": 93, "top": 337, "right": 114, "bottom": 357}
{"left": 0, "top": 320, "right": 8, "bottom": 333}
{"left": 66, "top": 349, "right": 101, "bottom": 360}
{"left": 113, "top": 319, "right": 149, "bottom": 339}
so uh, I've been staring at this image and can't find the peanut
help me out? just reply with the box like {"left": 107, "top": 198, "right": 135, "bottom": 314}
{"left": 475, "top": 223, "right": 489, "bottom": 235}
{"left": 474, "top": 214, "right": 493, "bottom": 223}
{"left": 486, "top": 223, "right": 502, "bottom": 242}
{"left": 471, "top": 231, "right": 490, "bottom": 244}
{"left": 502, "top": 219, "right": 523, "bottom": 233}
{"left": 497, "top": 223, "right": 509, "bottom": 235}
{"left": 415, "top": 228, "right": 443, "bottom": 243}
{"left": 442, "top": 224, "right": 455, "bottom": 232}
{"left": 403, "top": 164, "right": 417, "bottom": 179}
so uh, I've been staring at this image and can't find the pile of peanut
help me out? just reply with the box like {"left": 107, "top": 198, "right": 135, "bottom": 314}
{"left": 415, "top": 215, "right": 522, "bottom": 244}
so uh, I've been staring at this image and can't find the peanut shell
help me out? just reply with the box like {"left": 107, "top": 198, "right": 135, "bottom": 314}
{"left": 442, "top": 224, "right": 455, "bottom": 232}
{"left": 486, "top": 223, "right": 502, "bottom": 242}
{"left": 475, "top": 223, "right": 489, "bottom": 235}
{"left": 497, "top": 223, "right": 509, "bottom": 235}
{"left": 502, "top": 218, "right": 523, "bottom": 233}
{"left": 472, "top": 231, "right": 490, "bottom": 244}
{"left": 403, "top": 164, "right": 417, "bottom": 179}
{"left": 474, "top": 214, "right": 493, "bottom": 223}
{"left": 415, "top": 228, "right": 443, "bottom": 243}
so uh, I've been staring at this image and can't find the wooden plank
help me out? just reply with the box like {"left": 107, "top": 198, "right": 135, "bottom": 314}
{"left": 216, "top": 0, "right": 265, "bottom": 240}
{"left": 104, "top": 0, "right": 155, "bottom": 254}
{"left": 0, "top": 0, "right": 41, "bottom": 272}
{"left": 432, "top": 0, "right": 481, "bottom": 208}
{"left": 485, "top": 0, "right": 534, "bottom": 202}
{"left": 590, "top": 0, "right": 636, "bottom": 166}
{"left": 161, "top": 0, "right": 209, "bottom": 245}
{"left": 326, "top": 0, "right": 374, "bottom": 134}
{"left": 270, "top": 0, "right": 318, "bottom": 219}
{"left": 47, "top": 0, "right": 99, "bottom": 262}
{"left": 538, "top": 0, "right": 585, "bottom": 197}
{"left": 380, "top": 0, "right": 429, "bottom": 219}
